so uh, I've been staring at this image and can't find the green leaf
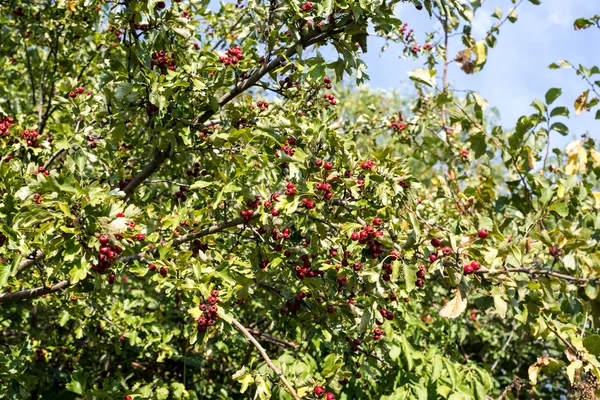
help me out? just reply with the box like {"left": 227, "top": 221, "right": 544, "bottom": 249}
{"left": 550, "top": 106, "right": 569, "bottom": 117}
{"left": 408, "top": 68, "right": 436, "bottom": 87}
{"left": 550, "top": 122, "right": 569, "bottom": 136}
{"left": 359, "top": 306, "right": 372, "bottom": 334}
{"left": 545, "top": 88, "right": 562, "bottom": 105}
{"left": 584, "top": 334, "right": 600, "bottom": 356}
{"left": 494, "top": 295, "right": 508, "bottom": 318}
{"left": 586, "top": 281, "right": 599, "bottom": 300}
{"left": 549, "top": 202, "right": 569, "bottom": 217}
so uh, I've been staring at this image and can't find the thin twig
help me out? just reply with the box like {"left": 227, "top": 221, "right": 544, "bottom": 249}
{"left": 231, "top": 317, "right": 300, "bottom": 400}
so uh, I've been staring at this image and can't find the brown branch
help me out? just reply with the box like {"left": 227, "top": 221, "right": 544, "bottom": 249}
{"left": 231, "top": 317, "right": 300, "bottom": 400}
{"left": 477, "top": 267, "right": 589, "bottom": 284}
{"left": 17, "top": 250, "right": 45, "bottom": 273}
{"left": 247, "top": 329, "right": 300, "bottom": 349}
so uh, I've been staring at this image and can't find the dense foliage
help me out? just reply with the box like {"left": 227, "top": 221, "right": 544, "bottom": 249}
{"left": 1, "top": 0, "right": 599, "bottom": 399}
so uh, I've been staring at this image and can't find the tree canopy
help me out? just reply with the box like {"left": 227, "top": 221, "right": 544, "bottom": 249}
{"left": 1, "top": 0, "right": 600, "bottom": 399}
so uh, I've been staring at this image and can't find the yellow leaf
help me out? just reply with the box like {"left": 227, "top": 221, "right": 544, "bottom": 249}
{"left": 574, "top": 90, "right": 589, "bottom": 116}
{"left": 591, "top": 149, "right": 600, "bottom": 167}
{"left": 68, "top": 0, "right": 77, "bottom": 11}
{"left": 187, "top": 307, "right": 202, "bottom": 319}
{"left": 528, "top": 356, "right": 551, "bottom": 385}
{"left": 565, "top": 140, "right": 587, "bottom": 175}
{"left": 439, "top": 287, "right": 467, "bottom": 319}
{"left": 592, "top": 192, "right": 600, "bottom": 209}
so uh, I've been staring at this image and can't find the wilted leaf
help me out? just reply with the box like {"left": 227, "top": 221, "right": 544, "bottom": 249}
{"left": 439, "top": 286, "right": 467, "bottom": 319}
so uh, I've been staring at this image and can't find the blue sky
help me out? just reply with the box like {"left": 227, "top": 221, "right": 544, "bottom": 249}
{"left": 360, "top": 0, "right": 600, "bottom": 149}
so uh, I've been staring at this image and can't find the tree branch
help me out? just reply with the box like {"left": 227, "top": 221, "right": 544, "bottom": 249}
{"left": 122, "top": 25, "right": 345, "bottom": 196}
{"left": 477, "top": 267, "right": 589, "bottom": 284}
{"left": 1, "top": 212, "right": 260, "bottom": 303}
{"left": 231, "top": 317, "right": 300, "bottom": 400}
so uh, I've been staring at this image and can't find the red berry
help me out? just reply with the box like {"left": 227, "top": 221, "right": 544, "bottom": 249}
{"left": 470, "top": 261, "right": 481, "bottom": 271}
{"left": 430, "top": 238, "right": 441, "bottom": 247}
{"left": 350, "top": 232, "right": 359, "bottom": 241}
{"left": 76, "top": 87, "right": 85, "bottom": 94}
{"left": 416, "top": 279, "right": 424, "bottom": 287}
{"left": 464, "top": 264, "right": 474, "bottom": 275}
{"left": 136, "top": 233, "right": 145, "bottom": 241}
{"left": 478, "top": 229, "right": 489, "bottom": 239}
{"left": 99, "top": 235, "right": 109, "bottom": 245}
{"left": 159, "top": 267, "right": 168, "bottom": 277}
{"left": 324, "top": 161, "right": 333, "bottom": 170}
{"left": 429, "top": 253, "right": 438, "bottom": 262}
{"left": 373, "top": 217, "right": 382, "bottom": 226}
{"left": 315, "top": 386, "right": 325, "bottom": 397}
{"left": 326, "top": 393, "right": 336, "bottom": 400}
{"left": 69, "top": 91, "right": 77, "bottom": 98}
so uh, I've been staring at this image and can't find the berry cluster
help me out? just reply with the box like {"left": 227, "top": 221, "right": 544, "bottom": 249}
{"left": 133, "top": 23, "right": 149, "bottom": 31}
{"left": 301, "top": 1, "right": 312, "bottom": 11}
{"left": 301, "top": 197, "right": 315, "bottom": 209}
{"left": 314, "top": 386, "right": 335, "bottom": 400}
{"left": 256, "top": 100, "right": 269, "bottom": 112}
{"left": 315, "top": 182, "right": 334, "bottom": 200}
{"left": 373, "top": 327, "right": 385, "bottom": 340}
{"left": 294, "top": 253, "right": 324, "bottom": 280}
{"left": 349, "top": 225, "right": 384, "bottom": 258}
{"left": 379, "top": 307, "right": 394, "bottom": 321}
{"left": 323, "top": 93, "right": 337, "bottom": 105}
{"left": 240, "top": 209, "right": 255, "bottom": 221}
{"left": 415, "top": 264, "right": 427, "bottom": 287}
{"left": 360, "top": 160, "right": 376, "bottom": 170}
{"left": 336, "top": 275, "right": 349, "bottom": 290}
{"left": 146, "top": 104, "right": 159, "bottom": 115}
{"left": 197, "top": 290, "right": 220, "bottom": 332}
{"left": 390, "top": 113, "right": 406, "bottom": 131}
{"left": 68, "top": 86, "right": 86, "bottom": 99}
{"left": 91, "top": 234, "right": 123, "bottom": 274}
{"left": 186, "top": 162, "right": 207, "bottom": 177}
{"left": 35, "top": 166, "right": 50, "bottom": 176}
{"left": 22, "top": 129, "right": 41, "bottom": 147}
{"left": 549, "top": 245, "right": 562, "bottom": 258}
{"left": 400, "top": 22, "right": 414, "bottom": 41}
{"left": 381, "top": 262, "right": 393, "bottom": 281}
{"left": 274, "top": 136, "right": 295, "bottom": 158}
{"left": 0, "top": 116, "right": 15, "bottom": 137}
{"left": 148, "top": 263, "right": 168, "bottom": 277}
{"left": 33, "top": 193, "right": 42, "bottom": 204}
{"left": 280, "top": 291, "right": 310, "bottom": 314}
{"left": 219, "top": 46, "right": 244, "bottom": 66}
{"left": 151, "top": 50, "right": 176, "bottom": 74}
{"left": 174, "top": 185, "right": 187, "bottom": 202}
{"left": 285, "top": 182, "right": 296, "bottom": 196}
{"left": 323, "top": 76, "right": 332, "bottom": 89}
{"left": 463, "top": 261, "right": 481, "bottom": 275}
{"left": 86, "top": 134, "right": 97, "bottom": 148}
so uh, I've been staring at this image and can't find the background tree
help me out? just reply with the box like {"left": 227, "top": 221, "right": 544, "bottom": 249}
{"left": 0, "top": 0, "right": 599, "bottom": 399}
